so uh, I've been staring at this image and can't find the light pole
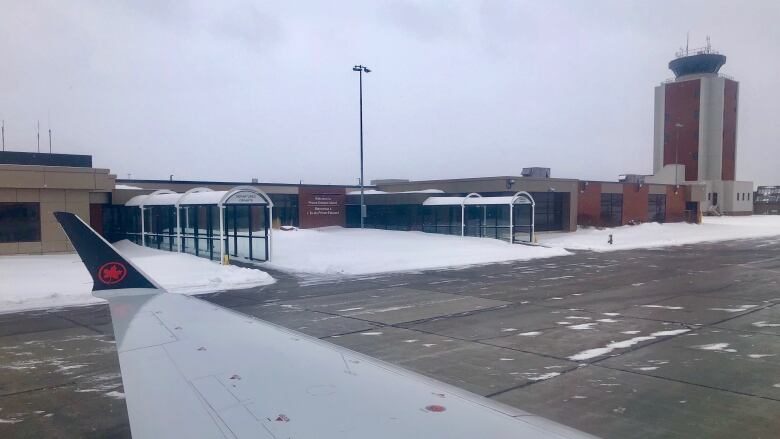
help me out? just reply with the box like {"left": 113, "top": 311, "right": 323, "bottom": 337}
{"left": 353, "top": 65, "right": 370, "bottom": 228}
{"left": 674, "top": 122, "right": 684, "bottom": 185}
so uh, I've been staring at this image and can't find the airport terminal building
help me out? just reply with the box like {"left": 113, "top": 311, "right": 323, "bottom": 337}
{"left": 0, "top": 45, "right": 756, "bottom": 256}
{"left": 0, "top": 151, "right": 711, "bottom": 257}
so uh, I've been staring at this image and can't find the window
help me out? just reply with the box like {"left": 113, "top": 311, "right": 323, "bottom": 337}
{"left": 269, "top": 194, "right": 299, "bottom": 227}
{"left": 708, "top": 193, "right": 711, "bottom": 201}
{"left": 648, "top": 194, "right": 666, "bottom": 223}
{"left": 529, "top": 192, "right": 565, "bottom": 232}
{"left": 748, "top": 193, "right": 751, "bottom": 201}
{"left": 0, "top": 202, "right": 41, "bottom": 243}
{"left": 600, "top": 193, "right": 623, "bottom": 227}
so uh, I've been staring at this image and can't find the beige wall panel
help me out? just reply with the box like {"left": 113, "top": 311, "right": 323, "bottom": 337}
{"left": 601, "top": 183, "right": 624, "bottom": 193}
{"left": 17, "top": 241, "right": 42, "bottom": 254}
{"left": 0, "top": 242, "right": 19, "bottom": 255}
{"left": 89, "top": 192, "right": 110, "bottom": 203}
{"left": 648, "top": 185, "right": 667, "bottom": 195}
{"left": 40, "top": 189, "right": 66, "bottom": 203}
{"left": 0, "top": 170, "right": 45, "bottom": 188}
{"left": 65, "top": 190, "right": 90, "bottom": 205}
{"left": 40, "top": 219, "right": 66, "bottom": 243}
{"left": 16, "top": 189, "right": 40, "bottom": 202}
{"left": 44, "top": 172, "right": 95, "bottom": 189}
{"left": 41, "top": 240, "right": 68, "bottom": 253}
{"left": 0, "top": 188, "right": 17, "bottom": 202}
{"left": 95, "top": 174, "right": 116, "bottom": 191}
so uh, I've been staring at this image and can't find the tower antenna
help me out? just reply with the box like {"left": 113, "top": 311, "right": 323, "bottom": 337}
{"left": 48, "top": 110, "right": 52, "bottom": 153}
{"left": 1, "top": 120, "right": 4, "bottom": 151}
{"left": 36, "top": 120, "right": 40, "bottom": 153}
{"left": 686, "top": 32, "right": 689, "bottom": 55}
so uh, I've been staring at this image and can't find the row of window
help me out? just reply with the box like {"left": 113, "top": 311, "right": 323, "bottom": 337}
{"left": 0, "top": 203, "right": 41, "bottom": 243}
{"left": 598, "top": 194, "right": 668, "bottom": 226}
{"left": 346, "top": 192, "right": 567, "bottom": 234}
{"left": 706, "top": 192, "right": 751, "bottom": 205}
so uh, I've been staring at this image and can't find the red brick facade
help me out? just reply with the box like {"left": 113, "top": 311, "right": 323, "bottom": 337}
{"left": 575, "top": 182, "right": 692, "bottom": 228}
{"left": 665, "top": 186, "right": 687, "bottom": 222}
{"left": 621, "top": 184, "right": 649, "bottom": 225}
{"left": 664, "top": 79, "right": 701, "bottom": 181}
{"left": 576, "top": 182, "right": 602, "bottom": 226}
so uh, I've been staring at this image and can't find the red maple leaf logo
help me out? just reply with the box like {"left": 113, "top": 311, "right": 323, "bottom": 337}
{"left": 98, "top": 262, "right": 127, "bottom": 285}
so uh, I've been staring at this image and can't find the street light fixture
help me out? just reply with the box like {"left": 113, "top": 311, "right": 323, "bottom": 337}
{"left": 353, "top": 65, "right": 370, "bottom": 228}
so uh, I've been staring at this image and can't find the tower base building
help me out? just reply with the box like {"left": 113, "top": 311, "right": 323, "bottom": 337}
{"left": 649, "top": 42, "right": 753, "bottom": 215}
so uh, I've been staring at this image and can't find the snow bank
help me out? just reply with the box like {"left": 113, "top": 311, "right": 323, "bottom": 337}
{"left": 265, "top": 227, "right": 569, "bottom": 275}
{"left": 0, "top": 240, "right": 274, "bottom": 313}
{"left": 541, "top": 216, "right": 780, "bottom": 252}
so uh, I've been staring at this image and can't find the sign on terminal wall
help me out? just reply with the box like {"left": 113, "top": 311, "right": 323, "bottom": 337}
{"left": 298, "top": 187, "right": 346, "bottom": 228}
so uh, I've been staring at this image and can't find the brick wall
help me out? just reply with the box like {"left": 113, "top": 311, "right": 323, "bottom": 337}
{"left": 622, "top": 183, "right": 649, "bottom": 225}
{"left": 666, "top": 186, "right": 687, "bottom": 222}
{"left": 664, "top": 79, "right": 701, "bottom": 181}
{"left": 576, "top": 182, "right": 602, "bottom": 226}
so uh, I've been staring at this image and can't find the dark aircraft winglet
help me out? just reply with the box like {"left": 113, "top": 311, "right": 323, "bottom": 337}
{"left": 54, "top": 212, "right": 160, "bottom": 291}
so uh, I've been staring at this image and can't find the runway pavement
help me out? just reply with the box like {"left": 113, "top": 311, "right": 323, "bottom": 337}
{"left": 2, "top": 236, "right": 780, "bottom": 438}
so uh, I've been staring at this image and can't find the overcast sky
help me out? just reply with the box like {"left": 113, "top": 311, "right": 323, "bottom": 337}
{"left": 1, "top": 1, "right": 778, "bottom": 186}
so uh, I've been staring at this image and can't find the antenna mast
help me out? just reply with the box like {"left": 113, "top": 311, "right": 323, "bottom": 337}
{"left": 1, "top": 120, "right": 4, "bottom": 151}
{"left": 36, "top": 120, "right": 40, "bottom": 153}
{"left": 48, "top": 110, "right": 52, "bottom": 153}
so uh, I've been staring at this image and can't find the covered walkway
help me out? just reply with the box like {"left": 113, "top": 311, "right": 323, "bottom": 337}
{"left": 422, "top": 192, "right": 535, "bottom": 243}
{"left": 125, "top": 186, "right": 273, "bottom": 262}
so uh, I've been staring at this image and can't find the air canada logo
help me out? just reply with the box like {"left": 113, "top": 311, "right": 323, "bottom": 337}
{"left": 98, "top": 262, "right": 127, "bottom": 285}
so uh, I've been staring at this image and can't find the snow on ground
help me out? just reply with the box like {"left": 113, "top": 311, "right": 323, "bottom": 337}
{"left": 540, "top": 216, "right": 780, "bottom": 252}
{"left": 568, "top": 329, "right": 691, "bottom": 361}
{"left": 264, "top": 227, "right": 570, "bottom": 276}
{"left": 0, "top": 240, "right": 274, "bottom": 314}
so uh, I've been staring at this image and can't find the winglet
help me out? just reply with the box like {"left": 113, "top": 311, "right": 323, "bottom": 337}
{"left": 54, "top": 212, "right": 160, "bottom": 292}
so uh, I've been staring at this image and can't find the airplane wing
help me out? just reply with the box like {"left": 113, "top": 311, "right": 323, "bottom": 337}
{"left": 54, "top": 211, "right": 598, "bottom": 439}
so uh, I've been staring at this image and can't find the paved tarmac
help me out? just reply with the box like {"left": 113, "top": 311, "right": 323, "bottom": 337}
{"left": 2, "top": 237, "right": 780, "bottom": 438}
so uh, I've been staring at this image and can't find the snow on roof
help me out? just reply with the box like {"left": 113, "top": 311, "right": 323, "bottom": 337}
{"left": 115, "top": 184, "right": 144, "bottom": 190}
{"left": 125, "top": 195, "right": 145, "bottom": 206}
{"left": 422, "top": 197, "right": 469, "bottom": 206}
{"left": 423, "top": 195, "right": 532, "bottom": 206}
{"left": 178, "top": 190, "right": 227, "bottom": 205}
{"left": 347, "top": 189, "right": 445, "bottom": 195}
{"left": 141, "top": 193, "right": 183, "bottom": 206}
{"left": 125, "top": 187, "right": 270, "bottom": 207}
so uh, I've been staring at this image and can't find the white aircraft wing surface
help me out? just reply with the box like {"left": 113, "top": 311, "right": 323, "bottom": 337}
{"left": 55, "top": 211, "right": 598, "bottom": 439}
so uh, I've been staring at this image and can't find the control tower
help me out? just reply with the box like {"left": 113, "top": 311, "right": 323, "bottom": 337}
{"left": 650, "top": 39, "right": 753, "bottom": 215}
